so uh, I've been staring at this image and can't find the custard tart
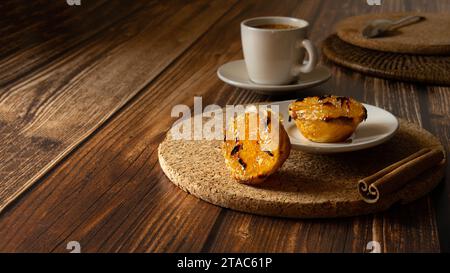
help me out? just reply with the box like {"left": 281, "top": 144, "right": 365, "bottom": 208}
{"left": 223, "top": 110, "right": 291, "bottom": 184}
{"left": 289, "top": 95, "right": 367, "bottom": 143}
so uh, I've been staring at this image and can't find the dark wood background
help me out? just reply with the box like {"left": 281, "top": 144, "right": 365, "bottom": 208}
{"left": 0, "top": 0, "right": 448, "bottom": 253}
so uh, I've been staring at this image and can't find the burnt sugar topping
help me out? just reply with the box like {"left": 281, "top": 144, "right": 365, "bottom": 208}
{"left": 289, "top": 95, "right": 367, "bottom": 143}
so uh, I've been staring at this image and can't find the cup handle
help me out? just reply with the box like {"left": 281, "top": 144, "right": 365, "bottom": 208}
{"left": 294, "top": 39, "right": 318, "bottom": 74}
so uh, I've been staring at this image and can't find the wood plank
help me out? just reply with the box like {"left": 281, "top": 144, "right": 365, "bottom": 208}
{"left": 0, "top": 0, "right": 146, "bottom": 88}
{"left": 415, "top": 0, "right": 450, "bottom": 253}
{"left": 0, "top": 0, "right": 448, "bottom": 253}
{"left": 368, "top": 0, "right": 450, "bottom": 254}
{"left": 0, "top": 0, "right": 236, "bottom": 213}
{"left": 424, "top": 85, "right": 450, "bottom": 252}
{"left": 204, "top": 212, "right": 373, "bottom": 253}
{"left": 0, "top": 0, "right": 309, "bottom": 253}
{"left": 321, "top": 0, "right": 446, "bottom": 253}
{"left": 361, "top": 79, "right": 441, "bottom": 253}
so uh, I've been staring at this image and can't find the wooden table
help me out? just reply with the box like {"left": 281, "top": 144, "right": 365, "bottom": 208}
{"left": 0, "top": 0, "right": 449, "bottom": 253}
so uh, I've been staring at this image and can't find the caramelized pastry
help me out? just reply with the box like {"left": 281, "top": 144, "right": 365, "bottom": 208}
{"left": 289, "top": 95, "right": 367, "bottom": 143}
{"left": 223, "top": 110, "right": 291, "bottom": 184}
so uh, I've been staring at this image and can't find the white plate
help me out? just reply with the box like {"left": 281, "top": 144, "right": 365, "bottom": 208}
{"left": 271, "top": 100, "right": 399, "bottom": 154}
{"left": 217, "top": 60, "right": 331, "bottom": 95}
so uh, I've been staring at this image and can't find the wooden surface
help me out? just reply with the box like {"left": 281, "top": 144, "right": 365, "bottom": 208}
{"left": 0, "top": 0, "right": 449, "bottom": 253}
{"left": 0, "top": 0, "right": 234, "bottom": 212}
{"left": 323, "top": 35, "right": 450, "bottom": 86}
{"left": 159, "top": 119, "right": 445, "bottom": 218}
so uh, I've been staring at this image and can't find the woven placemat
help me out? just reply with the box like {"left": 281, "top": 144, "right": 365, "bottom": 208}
{"left": 322, "top": 34, "right": 450, "bottom": 86}
{"left": 158, "top": 119, "right": 446, "bottom": 218}
{"left": 336, "top": 13, "right": 450, "bottom": 55}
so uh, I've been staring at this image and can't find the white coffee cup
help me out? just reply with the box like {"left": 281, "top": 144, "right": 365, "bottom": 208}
{"left": 241, "top": 16, "right": 318, "bottom": 85}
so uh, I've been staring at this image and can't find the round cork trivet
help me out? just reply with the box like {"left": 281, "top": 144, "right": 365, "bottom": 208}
{"left": 336, "top": 13, "right": 450, "bottom": 55}
{"left": 158, "top": 119, "right": 446, "bottom": 218}
{"left": 322, "top": 34, "right": 450, "bottom": 86}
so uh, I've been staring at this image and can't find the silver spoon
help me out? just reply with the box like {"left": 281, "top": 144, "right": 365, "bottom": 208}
{"left": 362, "top": 15, "right": 425, "bottom": 38}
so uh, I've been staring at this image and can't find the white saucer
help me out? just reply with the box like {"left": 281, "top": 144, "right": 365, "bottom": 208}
{"left": 217, "top": 60, "right": 331, "bottom": 95}
{"left": 271, "top": 100, "right": 399, "bottom": 154}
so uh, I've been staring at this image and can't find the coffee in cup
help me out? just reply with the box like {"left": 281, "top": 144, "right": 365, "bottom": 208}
{"left": 253, "top": 24, "right": 297, "bottom": 30}
{"left": 241, "top": 16, "right": 318, "bottom": 85}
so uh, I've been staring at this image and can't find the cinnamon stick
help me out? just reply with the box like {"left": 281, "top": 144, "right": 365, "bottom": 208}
{"left": 358, "top": 148, "right": 444, "bottom": 204}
